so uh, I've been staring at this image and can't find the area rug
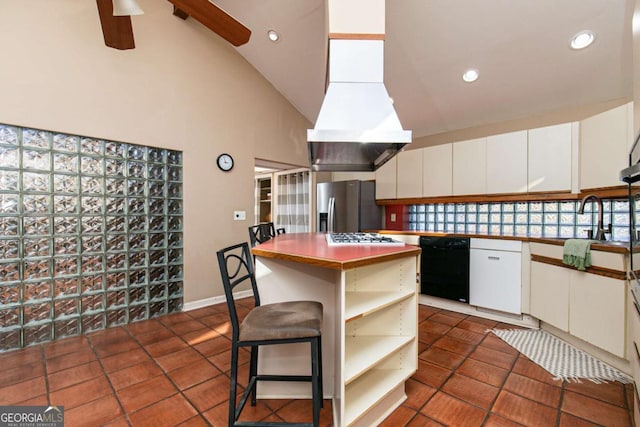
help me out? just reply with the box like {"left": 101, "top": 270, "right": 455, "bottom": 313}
{"left": 490, "top": 328, "right": 632, "bottom": 384}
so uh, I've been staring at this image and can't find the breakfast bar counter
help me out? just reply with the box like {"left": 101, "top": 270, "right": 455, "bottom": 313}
{"left": 251, "top": 233, "right": 420, "bottom": 427}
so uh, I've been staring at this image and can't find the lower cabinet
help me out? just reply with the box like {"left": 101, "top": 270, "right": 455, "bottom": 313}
{"left": 530, "top": 260, "right": 626, "bottom": 358}
{"left": 569, "top": 271, "right": 626, "bottom": 358}
{"left": 530, "top": 261, "right": 570, "bottom": 331}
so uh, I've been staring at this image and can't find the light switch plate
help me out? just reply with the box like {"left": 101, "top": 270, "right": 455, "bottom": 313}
{"left": 390, "top": 213, "right": 397, "bottom": 222}
{"left": 234, "top": 211, "right": 246, "bottom": 221}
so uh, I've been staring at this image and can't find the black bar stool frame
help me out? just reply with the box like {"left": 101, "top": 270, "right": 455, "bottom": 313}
{"left": 216, "top": 242, "right": 323, "bottom": 427}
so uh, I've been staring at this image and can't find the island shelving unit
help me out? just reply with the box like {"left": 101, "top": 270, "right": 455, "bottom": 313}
{"left": 251, "top": 233, "right": 420, "bottom": 427}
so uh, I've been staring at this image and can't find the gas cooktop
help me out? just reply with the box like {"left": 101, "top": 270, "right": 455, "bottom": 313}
{"left": 325, "top": 233, "right": 405, "bottom": 246}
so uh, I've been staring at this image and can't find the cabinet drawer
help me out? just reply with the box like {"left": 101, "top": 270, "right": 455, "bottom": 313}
{"left": 471, "top": 238, "right": 521, "bottom": 252}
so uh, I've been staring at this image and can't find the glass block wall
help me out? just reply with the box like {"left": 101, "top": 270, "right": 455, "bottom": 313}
{"left": 0, "top": 124, "right": 184, "bottom": 352}
{"left": 408, "top": 200, "right": 634, "bottom": 241}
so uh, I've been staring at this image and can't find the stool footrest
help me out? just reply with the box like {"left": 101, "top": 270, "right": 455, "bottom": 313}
{"left": 254, "top": 374, "right": 312, "bottom": 382}
{"left": 234, "top": 423, "right": 314, "bottom": 427}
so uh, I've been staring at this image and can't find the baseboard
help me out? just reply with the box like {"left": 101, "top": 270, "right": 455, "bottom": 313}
{"left": 419, "top": 294, "right": 540, "bottom": 329}
{"left": 183, "top": 290, "right": 254, "bottom": 312}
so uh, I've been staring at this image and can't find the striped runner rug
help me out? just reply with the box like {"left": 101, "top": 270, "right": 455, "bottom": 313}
{"left": 491, "top": 328, "right": 632, "bottom": 384}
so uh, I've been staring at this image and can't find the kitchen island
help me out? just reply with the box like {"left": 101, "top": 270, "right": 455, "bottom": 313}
{"left": 251, "top": 232, "right": 421, "bottom": 427}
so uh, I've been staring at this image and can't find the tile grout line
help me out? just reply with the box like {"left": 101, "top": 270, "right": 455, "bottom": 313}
{"left": 556, "top": 381, "right": 565, "bottom": 427}
{"left": 40, "top": 343, "right": 51, "bottom": 406}
{"left": 481, "top": 330, "right": 521, "bottom": 426}
{"left": 86, "top": 325, "right": 134, "bottom": 426}
{"left": 120, "top": 317, "right": 213, "bottom": 425}
{"left": 410, "top": 311, "right": 480, "bottom": 425}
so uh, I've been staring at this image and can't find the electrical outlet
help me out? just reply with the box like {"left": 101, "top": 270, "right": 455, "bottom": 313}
{"left": 234, "top": 211, "right": 246, "bottom": 221}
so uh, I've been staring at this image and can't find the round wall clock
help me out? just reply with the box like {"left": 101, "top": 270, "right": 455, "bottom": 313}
{"left": 216, "top": 153, "right": 234, "bottom": 171}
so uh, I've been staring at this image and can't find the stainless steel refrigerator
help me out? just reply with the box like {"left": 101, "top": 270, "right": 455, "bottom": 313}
{"left": 317, "top": 180, "right": 382, "bottom": 233}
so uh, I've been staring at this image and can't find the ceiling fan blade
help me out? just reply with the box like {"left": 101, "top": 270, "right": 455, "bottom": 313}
{"left": 96, "top": 0, "right": 135, "bottom": 50}
{"left": 168, "top": 0, "right": 251, "bottom": 47}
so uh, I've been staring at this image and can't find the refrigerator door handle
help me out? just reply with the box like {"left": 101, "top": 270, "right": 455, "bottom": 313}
{"left": 328, "top": 197, "right": 335, "bottom": 233}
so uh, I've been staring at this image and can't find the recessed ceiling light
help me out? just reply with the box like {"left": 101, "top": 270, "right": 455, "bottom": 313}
{"left": 267, "top": 30, "right": 280, "bottom": 42}
{"left": 462, "top": 69, "right": 479, "bottom": 83}
{"left": 570, "top": 30, "right": 595, "bottom": 50}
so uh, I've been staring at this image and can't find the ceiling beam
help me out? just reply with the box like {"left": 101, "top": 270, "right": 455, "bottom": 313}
{"left": 167, "top": 0, "right": 251, "bottom": 47}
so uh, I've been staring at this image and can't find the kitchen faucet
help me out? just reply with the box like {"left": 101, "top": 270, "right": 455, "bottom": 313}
{"left": 577, "top": 194, "right": 611, "bottom": 240}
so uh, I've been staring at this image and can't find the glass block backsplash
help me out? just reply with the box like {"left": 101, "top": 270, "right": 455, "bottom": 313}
{"left": 408, "top": 200, "right": 634, "bottom": 242}
{"left": 0, "top": 123, "right": 184, "bottom": 352}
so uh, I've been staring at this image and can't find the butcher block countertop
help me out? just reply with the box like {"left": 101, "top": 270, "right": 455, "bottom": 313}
{"left": 376, "top": 230, "right": 636, "bottom": 254}
{"left": 251, "top": 232, "right": 421, "bottom": 271}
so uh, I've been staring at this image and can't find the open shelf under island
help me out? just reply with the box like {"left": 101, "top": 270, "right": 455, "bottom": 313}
{"left": 251, "top": 232, "right": 421, "bottom": 427}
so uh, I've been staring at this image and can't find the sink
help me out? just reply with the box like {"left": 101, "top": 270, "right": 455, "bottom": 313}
{"left": 568, "top": 238, "right": 631, "bottom": 248}
{"left": 597, "top": 240, "right": 629, "bottom": 246}
{"left": 593, "top": 240, "right": 629, "bottom": 247}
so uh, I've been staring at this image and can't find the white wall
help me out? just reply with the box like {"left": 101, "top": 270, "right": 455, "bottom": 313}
{"left": 0, "top": 0, "right": 311, "bottom": 303}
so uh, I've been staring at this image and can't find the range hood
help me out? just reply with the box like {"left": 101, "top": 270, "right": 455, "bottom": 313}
{"left": 620, "top": 132, "right": 640, "bottom": 183}
{"left": 307, "top": 38, "right": 412, "bottom": 172}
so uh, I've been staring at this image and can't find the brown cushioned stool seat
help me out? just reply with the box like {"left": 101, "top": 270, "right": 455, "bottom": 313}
{"left": 239, "top": 301, "right": 322, "bottom": 342}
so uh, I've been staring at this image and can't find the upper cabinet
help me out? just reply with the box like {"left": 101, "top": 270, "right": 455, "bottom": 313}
{"left": 486, "top": 130, "right": 528, "bottom": 194}
{"left": 396, "top": 149, "right": 423, "bottom": 198}
{"left": 374, "top": 102, "right": 632, "bottom": 201}
{"left": 528, "top": 123, "right": 574, "bottom": 193}
{"left": 422, "top": 144, "right": 453, "bottom": 197}
{"left": 580, "top": 103, "right": 633, "bottom": 190}
{"left": 453, "top": 138, "right": 486, "bottom": 195}
{"left": 375, "top": 156, "right": 397, "bottom": 199}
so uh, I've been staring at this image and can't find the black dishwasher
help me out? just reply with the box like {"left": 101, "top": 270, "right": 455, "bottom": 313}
{"left": 419, "top": 236, "right": 470, "bottom": 303}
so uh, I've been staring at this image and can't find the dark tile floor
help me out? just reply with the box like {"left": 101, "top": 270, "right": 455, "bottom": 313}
{"left": 0, "top": 301, "right": 634, "bottom": 426}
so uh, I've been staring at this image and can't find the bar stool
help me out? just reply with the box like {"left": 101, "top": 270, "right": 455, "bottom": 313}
{"left": 216, "top": 242, "right": 323, "bottom": 427}
{"left": 248, "top": 223, "right": 276, "bottom": 247}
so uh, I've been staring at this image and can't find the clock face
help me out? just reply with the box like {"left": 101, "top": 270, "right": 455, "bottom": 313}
{"left": 217, "top": 153, "right": 234, "bottom": 171}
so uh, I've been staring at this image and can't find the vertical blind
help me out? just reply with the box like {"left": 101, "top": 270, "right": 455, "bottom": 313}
{"left": 276, "top": 170, "right": 310, "bottom": 233}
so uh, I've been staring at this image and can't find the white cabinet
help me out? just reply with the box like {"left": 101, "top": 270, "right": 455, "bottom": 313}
{"left": 580, "top": 102, "right": 633, "bottom": 190}
{"left": 453, "top": 138, "right": 486, "bottom": 195}
{"left": 422, "top": 144, "right": 453, "bottom": 197}
{"left": 375, "top": 156, "right": 397, "bottom": 199}
{"left": 527, "top": 123, "right": 574, "bottom": 192}
{"left": 530, "top": 254, "right": 627, "bottom": 357}
{"left": 486, "top": 131, "right": 528, "bottom": 194}
{"left": 396, "top": 149, "right": 423, "bottom": 198}
{"left": 569, "top": 272, "right": 626, "bottom": 358}
{"left": 469, "top": 239, "right": 522, "bottom": 314}
{"left": 530, "top": 261, "right": 570, "bottom": 331}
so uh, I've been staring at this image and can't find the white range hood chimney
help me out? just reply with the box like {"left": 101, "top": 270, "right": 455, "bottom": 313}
{"left": 307, "top": 0, "right": 412, "bottom": 172}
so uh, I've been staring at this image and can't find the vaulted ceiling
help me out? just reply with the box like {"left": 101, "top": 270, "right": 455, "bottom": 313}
{"left": 209, "top": 1, "right": 634, "bottom": 139}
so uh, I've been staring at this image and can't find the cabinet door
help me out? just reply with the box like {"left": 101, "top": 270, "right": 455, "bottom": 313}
{"left": 580, "top": 103, "right": 632, "bottom": 190}
{"left": 528, "top": 123, "right": 573, "bottom": 192}
{"left": 375, "top": 156, "right": 397, "bottom": 200}
{"left": 453, "top": 138, "right": 486, "bottom": 195}
{"left": 396, "top": 149, "right": 423, "bottom": 199}
{"left": 470, "top": 248, "right": 521, "bottom": 314}
{"left": 530, "top": 261, "right": 570, "bottom": 331}
{"left": 423, "top": 144, "right": 453, "bottom": 197}
{"left": 486, "top": 130, "right": 528, "bottom": 194}
{"left": 569, "top": 271, "right": 626, "bottom": 357}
